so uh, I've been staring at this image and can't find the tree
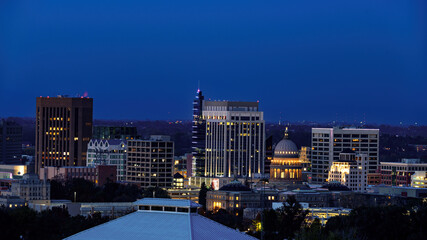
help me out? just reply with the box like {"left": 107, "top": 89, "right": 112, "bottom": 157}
{"left": 198, "top": 182, "right": 209, "bottom": 209}
{"left": 277, "top": 195, "right": 307, "bottom": 239}
{"left": 142, "top": 186, "right": 170, "bottom": 198}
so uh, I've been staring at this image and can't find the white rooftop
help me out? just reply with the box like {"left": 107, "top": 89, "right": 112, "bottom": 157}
{"left": 65, "top": 198, "right": 257, "bottom": 240}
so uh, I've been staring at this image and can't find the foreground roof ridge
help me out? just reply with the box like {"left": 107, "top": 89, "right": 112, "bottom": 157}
{"left": 194, "top": 214, "right": 258, "bottom": 240}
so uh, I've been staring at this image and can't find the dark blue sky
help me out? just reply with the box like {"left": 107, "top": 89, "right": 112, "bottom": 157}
{"left": 1, "top": 0, "right": 426, "bottom": 124}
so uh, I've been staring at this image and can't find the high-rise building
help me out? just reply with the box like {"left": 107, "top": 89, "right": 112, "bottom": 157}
{"left": 87, "top": 139, "right": 127, "bottom": 181}
{"left": 203, "top": 101, "right": 265, "bottom": 178}
{"left": 311, "top": 127, "right": 379, "bottom": 184}
{"left": 35, "top": 96, "right": 93, "bottom": 174}
{"left": 0, "top": 119, "right": 22, "bottom": 164}
{"left": 264, "top": 136, "right": 273, "bottom": 176}
{"left": 92, "top": 126, "right": 138, "bottom": 140}
{"left": 126, "top": 136, "right": 174, "bottom": 188}
{"left": 192, "top": 89, "right": 205, "bottom": 177}
{"left": 327, "top": 150, "right": 368, "bottom": 192}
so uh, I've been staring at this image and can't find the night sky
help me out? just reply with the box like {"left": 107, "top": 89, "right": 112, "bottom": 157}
{"left": 1, "top": 0, "right": 426, "bottom": 124}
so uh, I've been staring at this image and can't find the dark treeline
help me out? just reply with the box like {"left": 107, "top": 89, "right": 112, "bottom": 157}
{"left": 0, "top": 207, "right": 109, "bottom": 240}
{"left": 51, "top": 178, "right": 169, "bottom": 202}
{"left": 297, "top": 204, "right": 427, "bottom": 240}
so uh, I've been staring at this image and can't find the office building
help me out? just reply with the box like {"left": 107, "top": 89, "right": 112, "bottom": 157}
{"left": 39, "top": 165, "right": 116, "bottom": 186}
{"left": 264, "top": 136, "right": 273, "bottom": 176}
{"left": 380, "top": 159, "right": 427, "bottom": 186}
{"left": 11, "top": 174, "right": 50, "bottom": 201}
{"left": 65, "top": 198, "right": 257, "bottom": 240}
{"left": 411, "top": 171, "right": 427, "bottom": 188}
{"left": 92, "top": 126, "right": 138, "bottom": 140}
{"left": 35, "top": 96, "right": 93, "bottom": 174}
{"left": 204, "top": 101, "right": 265, "bottom": 178}
{"left": 328, "top": 150, "right": 368, "bottom": 192}
{"left": 87, "top": 139, "right": 127, "bottom": 181}
{"left": 206, "top": 180, "right": 261, "bottom": 213}
{"left": 192, "top": 89, "right": 206, "bottom": 177}
{"left": 126, "top": 136, "right": 174, "bottom": 188}
{"left": 270, "top": 129, "right": 302, "bottom": 182}
{"left": 311, "top": 127, "right": 379, "bottom": 184}
{"left": 0, "top": 119, "right": 22, "bottom": 164}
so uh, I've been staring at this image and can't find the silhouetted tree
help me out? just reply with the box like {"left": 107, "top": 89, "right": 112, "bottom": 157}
{"left": 198, "top": 182, "right": 209, "bottom": 209}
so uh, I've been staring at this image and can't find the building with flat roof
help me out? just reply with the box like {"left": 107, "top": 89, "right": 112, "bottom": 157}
{"left": 126, "top": 136, "right": 174, "bottom": 188}
{"left": 87, "top": 139, "right": 127, "bottom": 181}
{"left": 380, "top": 159, "right": 427, "bottom": 187}
{"left": 39, "top": 165, "right": 116, "bottom": 186}
{"left": 0, "top": 119, "right": 22, "bottom": 164}
{"left": 328, "top": 150, "right": 368, "bottom": 192}
{"left": 92, "top": 126, "right": 138, "bottom": 140}
{"left": 203, "top": 101, "right": 265, "bottom": 178}
{"left": 411, "top": 171, "right": 427, "bottom": 188}
{"left": 311, "top": 127, "right": 379, "bottom": 184}
{"left": 35, "top": 96, "right": 93, "bottom": 174}
{"left": 65, "top": 198, "right": 257, "bottom": 240}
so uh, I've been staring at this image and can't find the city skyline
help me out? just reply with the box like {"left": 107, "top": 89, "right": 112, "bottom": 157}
{"left": 1, "top": 1, "right": 426, "bottom": 125}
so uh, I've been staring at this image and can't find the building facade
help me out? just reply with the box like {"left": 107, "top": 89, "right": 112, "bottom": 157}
{"left": 411, "top": 171, "right": 427, "bottom": 188}
{"left": 380, "top": 159, "right": 427, "bottom": 186}
{"left": 35, "top": 96, "right": 93, "bottom": 174}
{"left": 92, "top": 126, "right": 138, "bottom": 140}
{"left": 206, "top": 180, "right": 261, "bottom": 213}
{"left": 126, "top": 136, "right": 174, "bottom": 188}
{"left": 327, "top": 151, "right": 368, "bottom": 192}
{"left": 203, "top": 101, "right": 265, "bottom": 178}
{"left": 0, "top": 119, "right": 22, "bottom": 164}
{"left": 39, "top": 165, "right": 117, "bottom": 186}
{"left": 11, "top": 174, "right": 50, "bottom": 201}
{"left": 87, "top": 139, "right": 127, "bottom": 181}
{"left": 270, "top": 129, "right": 302, "bottom": 182}
{"left": 311, "top": 127, "right": 379, "bottom": 184}
{"left": 192, "top": 89, "right": 206, "bottom": 177}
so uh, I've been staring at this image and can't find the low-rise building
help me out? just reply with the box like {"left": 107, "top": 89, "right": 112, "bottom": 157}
{"left": 0, "top": 196, "right": 26, "bottom": 208}
{"left": 206, "top": 180, "right": 261, "bottom": 213}
{"left": 380, "top": 159, "right": 427, "bottom": 187}
{"left": 11, "top": 174, "right": 50, "bottom": 201}
{"left": 64, "top": 198, "right": 258, "bottom": 240}
{"left": 327, "top": 150, "right": 368, "bottom": 192}
{"left": 167, "top": 188, "right": 200, "bottom": 202}
{"left": 411, "top": 171, "right": 427, "bottom": 188}
{"left": 39, "top": 165, "right": 117, "bottom": 186}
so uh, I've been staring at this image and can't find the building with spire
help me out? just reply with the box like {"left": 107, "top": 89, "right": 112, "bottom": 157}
{"left": 269, "top": 128, "right": 302, "bottom": 182}
{"left": 192, "top": 89, "right": 206, "bottom": 177}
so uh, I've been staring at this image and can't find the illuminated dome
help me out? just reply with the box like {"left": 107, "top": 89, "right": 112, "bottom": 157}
{"left": 274, "top": 128, "right": 299, "bottom": 158}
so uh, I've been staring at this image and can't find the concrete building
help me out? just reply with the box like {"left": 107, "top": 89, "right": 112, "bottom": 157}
{"left": 39, "top": 165, "right": 116, "bottom": 186}
{"left": 270, "top": 128, "right": 302, "bottom": 182}
{"left": 311, "top": 127, "right": 379, "bottom": 184}
{"left": 0, "top": 196, "right": 26, "bottom": 208}
{"left": 92, "top": 126, "right": 138, "bottom": 140}
{"left": 380, "top": 159, "right": 427, "bottom": 186}
{"left": 328, "top": 150, "right": 368, "bottom": 192}
{"left": 203, "top": 101, "right": 265, "bottom": 178}
{"left": 0, "top": 119, "right": 22, "bottom": 164}
{"left": 206, "top": 180, "right": 261, "bottom": 213}
{"left": 0, "top": 164, "right": 27, "bottom": 179}
{"left": 126, "top": 136, "right": 174, "bottom": 188}
{"left": 87, "top": 139, "right": 127, "bottom": 181}
{"left": 411, "top": 171, "right": 427, "bottom": 188}
{"left": 168, "top": 188, "right": 200, "bottom": 202}
{"left": 11, "top": 174, "right": 50, "bottom": 201}
{"left": 192, "top": 89, "right": 206, "bottom": 177}
{"left": 35, "top": 96, "right": 93, "bottom": 174}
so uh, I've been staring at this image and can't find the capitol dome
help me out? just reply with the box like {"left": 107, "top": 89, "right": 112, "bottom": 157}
{"left": 274, "top": 128, "right": 299, "bottom": 158}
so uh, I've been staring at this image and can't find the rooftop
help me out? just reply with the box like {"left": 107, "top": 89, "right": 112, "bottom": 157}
{"left": 65, "top": 198, "right": 256, "bottom": 240}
